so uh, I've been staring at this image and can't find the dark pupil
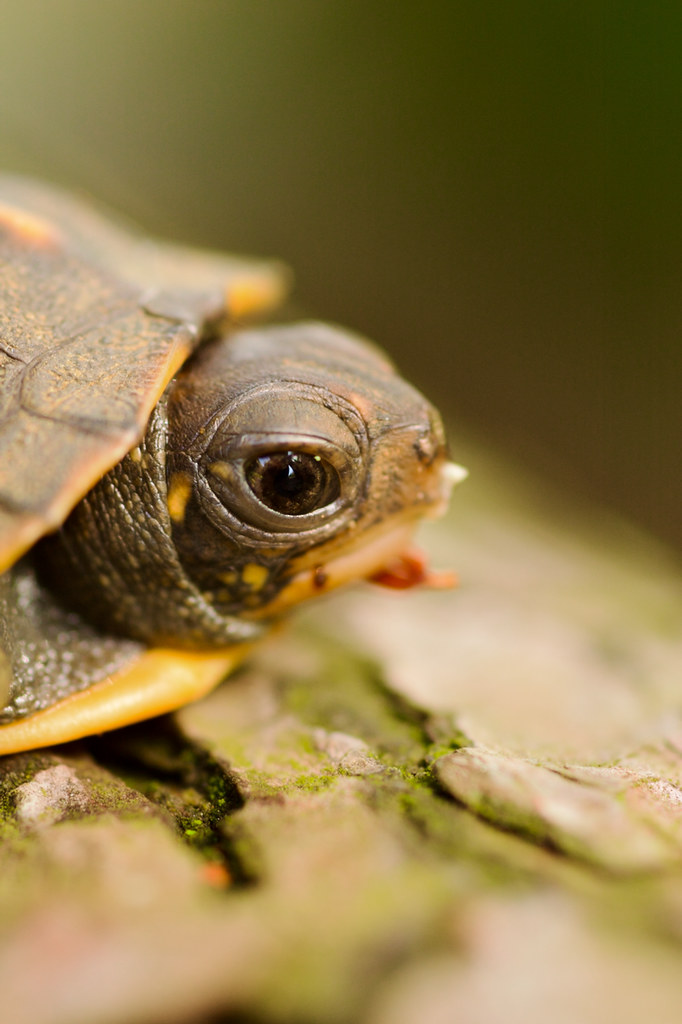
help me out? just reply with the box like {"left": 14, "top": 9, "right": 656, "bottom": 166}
{"left": 245, "top": 451, "right": 339, "bottom": 515}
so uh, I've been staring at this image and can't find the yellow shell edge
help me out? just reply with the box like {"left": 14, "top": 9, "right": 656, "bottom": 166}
{"left": 0, "top": 645, "right": 250, "bottom": 755}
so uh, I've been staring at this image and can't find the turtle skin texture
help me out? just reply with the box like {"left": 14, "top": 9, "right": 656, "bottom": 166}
{"left": 0, "top": 177, "right": 455, "bottom": 754}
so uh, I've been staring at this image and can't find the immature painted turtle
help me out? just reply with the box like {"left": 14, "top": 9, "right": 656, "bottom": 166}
{"left": 0, "top": 176, "right": 465, "bottom": 754}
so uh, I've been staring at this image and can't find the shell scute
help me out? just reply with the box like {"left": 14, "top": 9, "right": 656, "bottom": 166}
{"left": 0, "top": 176, "right": 289, "bottom": 571}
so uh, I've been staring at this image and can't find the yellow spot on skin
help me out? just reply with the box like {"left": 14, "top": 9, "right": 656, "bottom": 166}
{"left": 167, "top": 473, "right": 193, "bottom": 523}
{"left": 242, "top": 563, "right": 269, "bottom": 590}
{"left": 129, "top": 446, "right": 142, "bottom": 464}
{"left": 219, "top": 570, "right": 238, "bottom": 586}
{"left": 226, "top": 267, "right": 290, "bottom": 319}
{"left": 0, "top": 203, "right": 58, "bottom": 245}
{"left": 208, "top": 461, "right": 232, "bottom": 482}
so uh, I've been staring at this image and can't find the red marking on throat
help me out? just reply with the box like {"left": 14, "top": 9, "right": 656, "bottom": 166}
{"left": 369, "top": 547, "right": 457, "bottom": 591}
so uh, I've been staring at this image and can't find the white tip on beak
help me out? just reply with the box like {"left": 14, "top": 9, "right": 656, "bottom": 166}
{"left": 442, "top": 461, "right": 469, "bottom": 488}
{"left": 429, "top": 460, "right": 468, "bottom": 517}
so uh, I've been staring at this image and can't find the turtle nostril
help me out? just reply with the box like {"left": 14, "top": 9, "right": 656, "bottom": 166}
{"left": 413, "top": 428, "right": 446, "bottom": 466}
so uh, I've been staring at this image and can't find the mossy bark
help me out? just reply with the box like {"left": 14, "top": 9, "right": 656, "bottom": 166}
{"left": 2, "top": 441, "right": 682, "bottom": 1024}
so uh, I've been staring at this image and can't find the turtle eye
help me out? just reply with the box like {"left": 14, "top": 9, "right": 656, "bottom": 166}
{"left": 245, "top": 451, "right": 340, "bottom": 516}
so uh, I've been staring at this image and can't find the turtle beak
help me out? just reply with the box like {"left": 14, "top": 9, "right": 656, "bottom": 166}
{"left": 432, "top": 460, "right": 468, "bottom": 516}
{"left": 442, "top": 460, "right": 469, "bottom": 490}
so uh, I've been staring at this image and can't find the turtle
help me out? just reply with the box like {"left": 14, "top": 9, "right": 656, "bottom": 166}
{"left": 0, "top": 175, "right": 466, "bottom": 755}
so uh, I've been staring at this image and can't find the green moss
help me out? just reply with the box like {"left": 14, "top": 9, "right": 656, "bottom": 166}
{"left": 278, "top": 631, "right": 440, "bottom": 765}
{"left": 0, "top": 752, "right": 56, "bottom": 821}
{"left": 289, "top": 770, "right": 337, "bottom": 793}
{"left": 83, "top": 723, "right": 246, "bottom": 855}
{"left": 0, "top": 818, "right": 23, "bottom": 844}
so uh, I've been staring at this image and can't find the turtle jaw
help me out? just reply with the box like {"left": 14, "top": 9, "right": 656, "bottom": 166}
{"left": 249, "top": 517, "right": 421, "bottom": 617}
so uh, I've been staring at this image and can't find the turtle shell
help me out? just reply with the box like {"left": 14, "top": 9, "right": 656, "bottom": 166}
{"left": 0, "top": 177, "right": 461, "bottom": 756}
{"left": 0, "top": 175, "right": 288, "bottom": 573}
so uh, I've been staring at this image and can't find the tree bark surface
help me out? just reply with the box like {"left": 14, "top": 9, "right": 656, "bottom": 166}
{"left": 2, "top": 441, "right": 682, "bottom": 1024}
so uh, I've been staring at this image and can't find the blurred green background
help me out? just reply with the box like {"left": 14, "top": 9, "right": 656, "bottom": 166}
{"left": 1, "top": 2, "right": 679, "bottom": 551}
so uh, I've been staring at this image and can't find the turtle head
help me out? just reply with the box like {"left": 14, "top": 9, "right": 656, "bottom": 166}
{"left": 166, "top": 322, "right": 463, "bottom": 618}
{"left": 38, "top": 322, "right": 464, "bottom": 647}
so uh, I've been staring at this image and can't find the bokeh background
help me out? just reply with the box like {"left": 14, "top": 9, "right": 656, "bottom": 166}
{"left": 1, "top": 2, "right": 679, "bottom": 551}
